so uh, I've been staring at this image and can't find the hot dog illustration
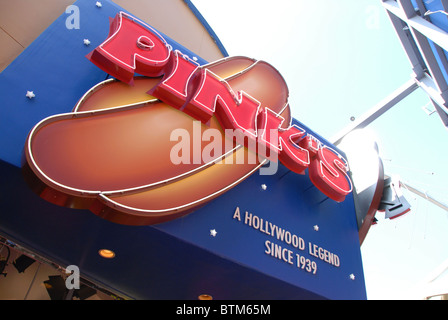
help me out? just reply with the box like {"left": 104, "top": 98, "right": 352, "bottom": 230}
{"left": 23, "top": 12, "right": 351, "bottom": 226}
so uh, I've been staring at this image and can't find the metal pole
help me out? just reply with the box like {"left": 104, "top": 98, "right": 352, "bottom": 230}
{"left": 382, "top": 174, "right": 448, "bottom": 212}
{"left": 400, "top": 181, "right": 448, "bottom": 212}
{"left": 331, "top": 78, "right": 418, "bottom": 145}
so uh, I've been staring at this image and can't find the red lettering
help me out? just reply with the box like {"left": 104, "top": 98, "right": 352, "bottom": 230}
{"left": 181, "top": 69, "right": 216, "bottom": 122}
{"left": 185, "top": 69, "right": 259, "bottom": 136}
{"left": 87, "top": 12, "right": 170, "bottom": 84}
{"left": 149, "top": 50, "right": 199, "bottom": 109}
{"left": 87, "top": 12, "right": 353, "bottom": 203}
{"left": 256, "top": 108, "right": 283, "bottom": 160}
{"left": 308, "top": 146, "right": 353, "bottom": 202}
{"left": 278, "top": 125, "right": 310, "bottom": 174}
{"left": 299, "top": 134, "right": 320, "bottom": 158}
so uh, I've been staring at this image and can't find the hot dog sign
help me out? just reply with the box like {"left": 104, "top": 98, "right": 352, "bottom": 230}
{"left": 24, "top": 12, "right": 352, "bottom": 225}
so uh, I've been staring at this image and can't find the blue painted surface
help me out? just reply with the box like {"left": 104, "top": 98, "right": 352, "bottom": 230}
{"left": 0, "top": 0, "right": 366, "bottom": 299}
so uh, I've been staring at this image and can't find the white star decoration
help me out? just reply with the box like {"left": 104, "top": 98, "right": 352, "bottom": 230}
{"left": 96, "top": 2, "right": 102, "bottom": 8}
{"left": 349, "top": 274, "right": 355, "bottom": 280}
{"left": 313, "top": 225, "right": 319, "bottom": 232}
{"left": 26, "top": 91, "right": 35, "bottom": 99}
{"left": 210, "top": 229, "right": 217, "bottom": 237}
{"left": 83, "top": 39, "right": 91, "bottom": 46}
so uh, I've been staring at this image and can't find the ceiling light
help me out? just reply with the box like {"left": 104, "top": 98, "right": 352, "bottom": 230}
{"left": 98, "top": 249, "right": 115, "bottom": 259}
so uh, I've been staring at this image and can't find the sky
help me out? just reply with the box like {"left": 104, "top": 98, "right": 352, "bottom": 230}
{"left": 191, "top": 0, "right": 448, "bottom": 299}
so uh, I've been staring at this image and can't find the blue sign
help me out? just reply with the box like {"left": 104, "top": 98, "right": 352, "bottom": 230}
{"left": 0, "top": 0, "right": 366, "bottom": 299}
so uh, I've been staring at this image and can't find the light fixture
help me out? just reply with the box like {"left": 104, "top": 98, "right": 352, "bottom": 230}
{"left": 98, "top": 249, "right": 115, "bottom": 259}
{"left": 198, "top": 294, "right": 213, "bottom": 300}
{"left": 13, "top": 254, "right": 35, "bottom": 273}
{"left": 44, "top": 275, "right": 97, "bottom": 300}
{"left": 44, "top": 275, "right": 68, "bottom": 300}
